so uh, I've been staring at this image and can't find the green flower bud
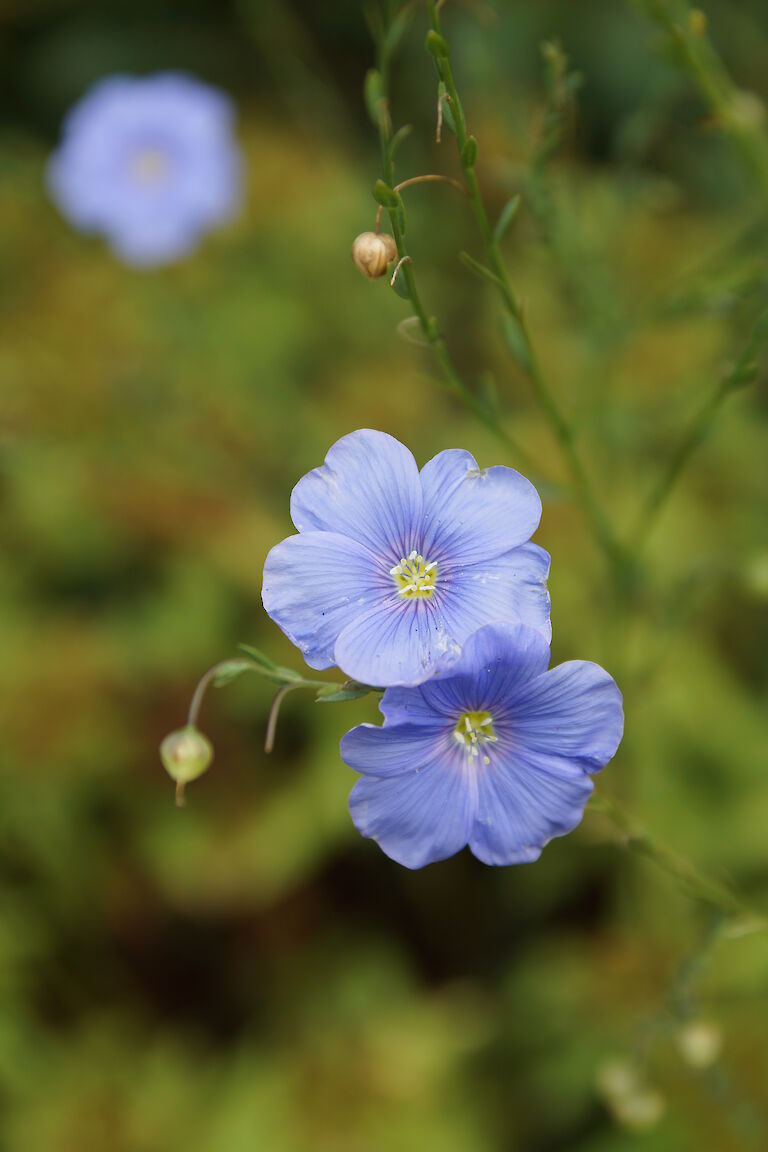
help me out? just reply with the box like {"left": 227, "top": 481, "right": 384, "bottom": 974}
{"left": 160, "top": 725, "right": 213, "bottom": 806}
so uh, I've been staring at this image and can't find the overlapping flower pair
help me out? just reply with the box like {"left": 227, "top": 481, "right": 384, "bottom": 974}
{"left": 263, "top": 429, "right": 624, "bottom": 869}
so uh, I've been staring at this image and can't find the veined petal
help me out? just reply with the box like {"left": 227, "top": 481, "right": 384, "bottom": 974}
{"left": 469, "top": 745, "right": 594, "bottom": 866}
{"left": 341, "top": 721, "right": 449, "bottom": 777}
{"left": 436, "top": 543, "right": 552, "bottom": 646}
{"left": 261, "top": 531, "right": 385, "bottom": 670}
{"left": 420, "top": 622, "right": 552, "bottom": 716}
{"left": 420, "top": 449, "right": 541, "bottom": 563}
{"left": 290, "top": 430, "right": 423, "bottom": 559}
{"left": 509, "top": 661, "right": 624, "bottom": 773}
{"left": 348, "top": 746, "right": 476, "bottom": 868}
{"left": 334, "top": 598, "right": 461, "bottom": 687}
{"left": 379, "top": 685, "right": 444, "bottom": 727}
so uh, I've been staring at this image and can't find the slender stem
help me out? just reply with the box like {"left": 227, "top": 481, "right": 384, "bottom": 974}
{"left": 187, "top": 661, "right": 238, "bottom": 727}
{"left": 264, "top": 683, "right": 301, "bottom": 753}
{"left": 374, "top": 172, "right": 467, "bottom": 232}
{"left": 370, "top": 16, "right": 542, "bottom": 479}
{"left": 633, "top": 309, "right": 768, "bottom": 550}
{"left": 590, "top": 793, "right": 763, "bottom": 921}
{"left": 426, "top": 2, "right": 625, "bottom": 574}
{"left": 186, "top": 658, "right": 337, "bottom": 729}
{"left": 638, "top": 0, "right": 768, "bottom": 199}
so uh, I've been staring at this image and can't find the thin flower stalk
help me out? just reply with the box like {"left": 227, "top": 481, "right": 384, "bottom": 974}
{"left": 425, "top": 1, "right": 625, "bottom": 576}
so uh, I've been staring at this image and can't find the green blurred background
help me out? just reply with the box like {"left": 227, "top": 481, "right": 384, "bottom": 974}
{"left": 1, "top": 0, "right": 768, "bottom": 1148}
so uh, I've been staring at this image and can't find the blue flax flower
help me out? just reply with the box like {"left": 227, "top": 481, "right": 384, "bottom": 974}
{"left": 47, "top": 73, "right": 243, "bottom": 267}
{"left": 262, "top": 430, "right": 550, "bottom": 686}
{"left": 340, "top": 622, "right": 623, "bottom": 868}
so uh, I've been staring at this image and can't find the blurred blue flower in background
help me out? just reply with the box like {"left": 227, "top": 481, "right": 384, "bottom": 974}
{"left": 47, "top": 72, "right": 243, "bottom": 267}
{"left": 262, "top": 430, "right": 551, "bottom": 686}
{"left": 341, "top": 622, "right": 623, "bottom": 868}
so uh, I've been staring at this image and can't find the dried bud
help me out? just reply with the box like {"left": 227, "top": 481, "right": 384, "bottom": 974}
{"left": 160, "top": 725, "right": 213, "bottom": 806}
{"left": 352, "top": 231, "right": 397, "bottom": 279}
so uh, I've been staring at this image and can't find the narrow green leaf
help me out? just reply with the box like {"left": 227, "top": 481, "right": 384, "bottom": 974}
{"left": 390, "top": 262, "right": 411, "bottom": 299}
{"left": 364, "top": 68, "right": 385, "bottom": 127}
{"left": 426, "top": 29, "right": 450, "bottom": 59}
{"left": 237, "top": 643, "right": 277, "bottom": 671}
{"left": 460, "top": 135, "right": 478, "bottom": 168}
{"left": 501, "top": 312, "right": 533, "bottom": 372}
{"left": 384, "top": 6, "right": 414, "bottom": 57}
{"left": 212, "top": 659, "right": 256, "bottom": 688}
{"left": 389, "top": 123, "right": 412, "bottom": 159}
{"left": 373, "top": 179, "right": 400, "bottom": 208}
{"left": 493, "top": 194, "right": 521, "bottom": 244}
{"left": 438, "top": 82, "right": 456, "bottom": 134}
{"left": 316, "top": 682, "right": 380, "bottom": 704}
{"left": 459, "top": 250, "right": 505, "bottom": 289}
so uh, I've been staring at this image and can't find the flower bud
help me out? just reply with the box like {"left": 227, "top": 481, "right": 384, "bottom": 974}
{"left": 596, "top": 1058, "right": 665, "bottom": 1132}
{"left": 160, "top": 725, "right": 213, "bottom": 805}
{"left": 352, "top": 231, "right": 397, "bottom": 279}
{"left": 677, "top": 1020, "right": 722, "bottom": 1069}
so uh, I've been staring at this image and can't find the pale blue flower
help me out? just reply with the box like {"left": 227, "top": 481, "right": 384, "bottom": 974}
{"left": 341, "top": 622, "right": 623, "bottom": 868}
{"left": 262, "top": 430, "right": 551, "bottom": 686}
{"left": 47, "top": 73, "right": 243, "bottom": 267}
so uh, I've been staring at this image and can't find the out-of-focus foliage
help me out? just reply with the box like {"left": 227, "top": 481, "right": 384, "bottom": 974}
{"left": 1, "top": 0, "right": 767, "bottom": 1148}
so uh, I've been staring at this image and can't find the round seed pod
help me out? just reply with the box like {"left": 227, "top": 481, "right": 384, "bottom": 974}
{"left": 160, "top": 725, "right": 213, "bottom": 800}
{"left": 351, "top": 231, "right": 397, "bottom": 279}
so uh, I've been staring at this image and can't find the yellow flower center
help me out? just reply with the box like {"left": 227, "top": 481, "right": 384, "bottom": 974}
{"left": 130, "top": 148, "right": 170, "bottom": 184}
{"left": 390, "top": 551, "right": 438, "bottom": 599}
{"left": 453, "top": 710, "right": 497, "bottom": 764}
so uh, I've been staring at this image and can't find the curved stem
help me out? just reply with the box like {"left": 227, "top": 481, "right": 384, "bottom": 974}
{"left": 265, "top": 683, "right": 301, "bottom": 753}
{"left": 374, "top": 172, "right": 467, "bottom": 232}
{"left": 187, "top": 661, "right": 240, "bottom": 727}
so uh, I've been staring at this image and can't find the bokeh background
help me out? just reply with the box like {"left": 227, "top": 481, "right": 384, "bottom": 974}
{"left": 2, "top": 0, "right": 768, "bottom": 1149}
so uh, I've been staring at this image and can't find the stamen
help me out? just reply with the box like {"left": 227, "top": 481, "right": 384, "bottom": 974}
{"left": 453, "top": 711, "right": 497, "bottom": 760}
{"left": 390, "top": 548, "right": 439, "bottom": 600}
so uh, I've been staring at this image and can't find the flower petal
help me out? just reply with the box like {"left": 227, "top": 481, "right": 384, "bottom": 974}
{"left": 469, "top": 746, "right": 594, "bottom": 865}
{"left": 334, "top": 598, "right": 461, "bottom": 687}
{"left": 347, "top": 742, "right": 475, "bottom": 868}
{"left": 436, "top": 542, "right": 552, "bottom": 645}
{"left": 420, "top": 449, "right": 542, "bottom": 563}
{"left": 378, "top": 685, "right": 444, "bottom": 727}
{"left": 420, "top": 621, "right": 552, "bottom": 715}
{"left": 509, "top": 661, "right": 624, "bottom": 773}
{"left": 340, "top": 721, "right": 448, "bottom": 777}
{"left": 262, "top": 531, "right": 386, "bottom": 669}
{"left": 290, "top": 430, "right": 423, "bottom": 560}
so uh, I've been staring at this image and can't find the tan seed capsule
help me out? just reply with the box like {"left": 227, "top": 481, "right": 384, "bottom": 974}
{"left": 351, "top": 231, "right": 397, "bottom": 279}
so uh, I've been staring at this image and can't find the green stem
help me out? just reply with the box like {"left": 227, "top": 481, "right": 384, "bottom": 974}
{"left": 639, "top": 0, "right": 768, "bottom": 199}
{"left": 426, "top": 2, "right": 625, "bottom": 575}
{"left": 633, "top": 309, "right": 768, "bottom": 551}
{"left": 590, "top": 793, "right": 763, "bottom": 921}
{"left": 186, "top": 658, "right": 341, "bottom": 729}
{"left": 371, "top": 15, "right": 540, "bottom": 477}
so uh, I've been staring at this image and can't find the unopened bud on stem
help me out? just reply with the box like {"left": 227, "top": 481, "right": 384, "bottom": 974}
{"left": 160, "top": 725, "right": 214, "bottom": 807}
{"left": 352, "top": 231, "right": 397, "bottom": 279}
